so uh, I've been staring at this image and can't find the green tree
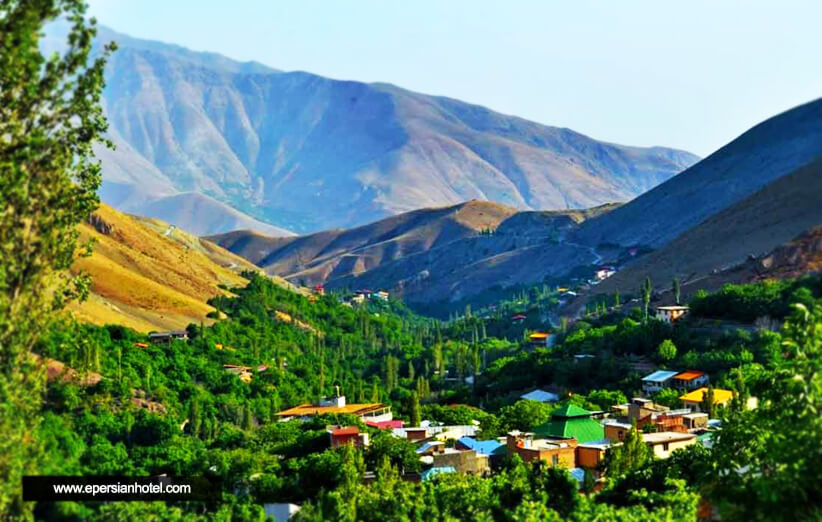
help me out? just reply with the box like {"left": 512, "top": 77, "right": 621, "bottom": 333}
{"left": 408, "top": 392, "right": 421, "bottom": 427}
{"left": 701, "top": 385, "right": 716, "bottom": 419}
{"left": 0, "top": 2, "right": 114, "bottom": 513}
{"left": 657, "top": 339, "right": 677, "bottom": 363}
{"left": 605, "top": 421, "right": 649, "bottom": 478}
{"left": 712, "top": 303, "right": 822, "bottom": 520}
{"left": 641, "top": 277, "right": 653, "bottom": 322}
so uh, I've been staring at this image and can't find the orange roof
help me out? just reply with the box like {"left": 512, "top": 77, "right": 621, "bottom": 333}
{"left": 680, "top": 387, "right": 734, "bottom": 404}
{"left": 529, "top": 332, "right": 550, "bottom": 339}
{"left": 331, "top": 426, "right": 359, "bottom": 436}
{"left": 675, "top": 370, "right": 705, "bottom": 381}
{"left": 275, "top": 402, "right": 386, "bottom": 417}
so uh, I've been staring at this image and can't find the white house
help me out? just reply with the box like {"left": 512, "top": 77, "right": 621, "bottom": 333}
{"left": 655, "top": 306, "right": 689, "bottom": 324}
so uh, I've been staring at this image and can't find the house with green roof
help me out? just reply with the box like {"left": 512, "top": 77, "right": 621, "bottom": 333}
{"left": 532, "top": 403, "right": 604, "bottom": 443}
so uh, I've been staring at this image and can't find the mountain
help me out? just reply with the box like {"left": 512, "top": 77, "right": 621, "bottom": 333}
{"left": 572, "top": 98, "right": 822, "bottom": 249}
{"left": 213, "top": 99, "right": 822, "bottom": 310}
{"left": 210, "top": 200, "right": 617, "bottom": 306}
{"left": 68, "top": 203, "right": 298, "bottom": 332}
{"left": 88, "top": 25, "right": 698, "bottom": 234}
{"left": 587, "top": 157, "right": 822, "bottom": 299}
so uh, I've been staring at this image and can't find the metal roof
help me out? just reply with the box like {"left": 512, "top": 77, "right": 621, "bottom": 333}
{"left": 520, "top": 389, "right": 560, "bottom": 403}
{"left": 642, "top": 370, "right": 679, "bottom": 382}
{"left": 457, "top": 437, "right": 504, "bottom": 456}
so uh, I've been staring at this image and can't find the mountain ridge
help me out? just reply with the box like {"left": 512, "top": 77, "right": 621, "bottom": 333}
{"left": 88, "top": 25, "right": 698, "bottom": 234}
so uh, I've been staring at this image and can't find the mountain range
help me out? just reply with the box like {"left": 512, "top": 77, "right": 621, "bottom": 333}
{"left": 211, "top": 98, "right": 822, "bottom": 311}
{"left": 83, "top": 25, "right": 698, "bottom": 235}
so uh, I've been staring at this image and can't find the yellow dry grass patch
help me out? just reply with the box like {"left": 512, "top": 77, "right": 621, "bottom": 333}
{"left": 70, "top": 204, "right": 251, "bottom": 332}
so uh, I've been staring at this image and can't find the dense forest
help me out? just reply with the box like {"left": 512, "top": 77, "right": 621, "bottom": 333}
{"left": 18, "top": 271, "right": 822, "bottom": 520}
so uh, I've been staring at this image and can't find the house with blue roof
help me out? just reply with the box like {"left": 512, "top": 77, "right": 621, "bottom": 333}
{"left": 520, "top": 389, "right": 560, "bottom": 403}
{"left": 456, "top": 437, "right": 506, "bottom": 457}
{"left": 641, "top": 370, "right": 679, "bottom": 394}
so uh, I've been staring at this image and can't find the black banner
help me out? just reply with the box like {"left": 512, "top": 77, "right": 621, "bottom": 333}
{"left": 23, "top": 476, "right": 221, "bottom": 502}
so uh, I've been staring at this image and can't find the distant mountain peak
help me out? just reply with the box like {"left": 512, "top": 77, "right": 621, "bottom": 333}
{"left": 79, "top": 25, "right": 700, "bottom": 235}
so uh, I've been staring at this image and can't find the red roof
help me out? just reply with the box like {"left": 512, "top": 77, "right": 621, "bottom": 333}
{"left": 331, "top": 426, "right": 360, "bottom": 436}
{"left": 366, "top": 420, "right": 404, "bottom": 429}
{"left": 511, "top": 314, "right": 527, "bottom": 321}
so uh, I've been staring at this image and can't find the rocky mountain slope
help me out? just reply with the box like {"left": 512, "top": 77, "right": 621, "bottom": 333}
{"left": 213, "top": 99, "right": 822, "bottom": 310}
{"left": 572, "top": 98, "right": 822, "bottom": 249}
{"left": 211, "top": 201, "right": 617, "bottom": 305}
{"left": 88, "top": 25, "right": 697, "bottom": 234}
{"left": 588, "top": 157, "right": 822, "bottom": 298}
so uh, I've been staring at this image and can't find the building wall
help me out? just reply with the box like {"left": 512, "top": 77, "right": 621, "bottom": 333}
{"left": 648, "top": 438, "right": 696, "bottom": 459}
{"left": 605, "top": 424, "right": 630, "bottom": 442}
{"left": 507, "top": 436, "right": 577, "bottom": 467}
{"left": 431, "top": 450, "right": 489, "bottom": 475}
{"left": 576, "top": 446, "right": 605, "bottom": 469}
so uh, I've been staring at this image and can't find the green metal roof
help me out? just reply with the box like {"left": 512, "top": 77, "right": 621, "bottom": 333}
{"left": 532, "top": 417, "right": 604, "bottom": 443}
{"left": 550, "top": 403, "right": 594, "bottom": 418}
{"left": 531, "top": 403, "right": 604, "bottom": 443}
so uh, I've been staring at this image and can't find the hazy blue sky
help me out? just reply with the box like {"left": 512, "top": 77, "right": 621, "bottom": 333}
{"left": 87, "top": 0, "right": 821, "bottom": 156}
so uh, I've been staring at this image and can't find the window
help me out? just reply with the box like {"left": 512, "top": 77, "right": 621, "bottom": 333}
{"left": 552, "top": 455, "right": 559, "bottom": 466}
{"left": 663, "top": 442, "right": 669, "bottom": 451}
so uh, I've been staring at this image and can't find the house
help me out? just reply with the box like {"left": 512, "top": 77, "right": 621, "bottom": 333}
{"left": 275, "top": 395, "right": 392, "bottom": 423}
{"left": 573, "top": 354, "right": 595, "bottom": 363}
{"left": 655, "top": 305, "right": 689, "bottom": 324}
{"left": 328, "top": 425, "right": 369, "bottom": 448}
{"left": 679, "top": 387, "right": 735, "bottom": 412}
{"left": 350, "top": 293, "right": 366, "bottom": 305}
{"left": 603, "top": 421, "right": 633, "bottom": 443}
{"left": 520, "top": 389, "right": 560, "bottom": 403}
{"left": 627, "top": 397, "right": 668, "bottom": 423}
{"left": 374, "top": 291, "right": 389, "bottom": 301}
{"left": 313, "top": 284, "right": 325, "bottom": 295}
{"left": 366, "top": 419, "right": 404, "bottom": 430}
{"left": 510, "top": 314, "right": 527, "bottom": 323}
{"left": 506, "top": 431, "right": 577, "bottom": 467}
{"left": 532, "top": 404, "right": 605, "bottom": 443}
{"left": 394, "top": 424, "right": 480, "bottom": 442}
{"left": 134, "top": 342, "right": 149, "bottom": 348}
{"left": 672, "top": 370, "right": 709, "bottom": 390}
{"left": 421, "top": 467, "right": 456, "bottom": 482}
{"left": 682, "top": 412, "right": 709, "bottom": 430}
{"left": 456, "top": 437, "right": 506, "bottom": 457}
{"left": 262, "top": 503, "right": 301, "bottom": 522}
{"left": 426, "top": 447, "right": 490, "bottom": 475}
{"left": 641, "top": 370, "right": 679, "bottom": 394}
{"left": 148, "top": 330, "right": 188, "bottom": 343}
{"left": 642, "top": 432, "right": 697, "bottom": 458}
{"left": 595, "top": 267, "right": 616, "bottom": 281}
{"left": 528, "top": 332, "right": 555, "bottom": 347}
{"left": 223, "top": 364, "right": 253, "bottom": 383}
{"left": 416, "top": 441, "right": 445, "bottom": 456}
{"left": 576, "top": 440, "right": 612, "bottom": 470}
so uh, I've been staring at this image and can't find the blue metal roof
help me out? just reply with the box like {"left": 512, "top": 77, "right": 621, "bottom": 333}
{"left": 421, "top": 467, "right": 456, "bottom": 481}
{"left": 458, "top": 437, "right": 504, "bottom": 456}
{"left": 641, "top": 370, "right": 679, "bottom": 382}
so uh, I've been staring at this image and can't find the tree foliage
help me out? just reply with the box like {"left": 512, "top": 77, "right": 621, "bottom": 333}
{"left": 0, "top": 0, "right": 113, "bottom": 513}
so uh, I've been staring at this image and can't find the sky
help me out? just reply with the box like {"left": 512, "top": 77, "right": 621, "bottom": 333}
{"left": 87, "top": 0, "right": 821, "bottom": 157}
